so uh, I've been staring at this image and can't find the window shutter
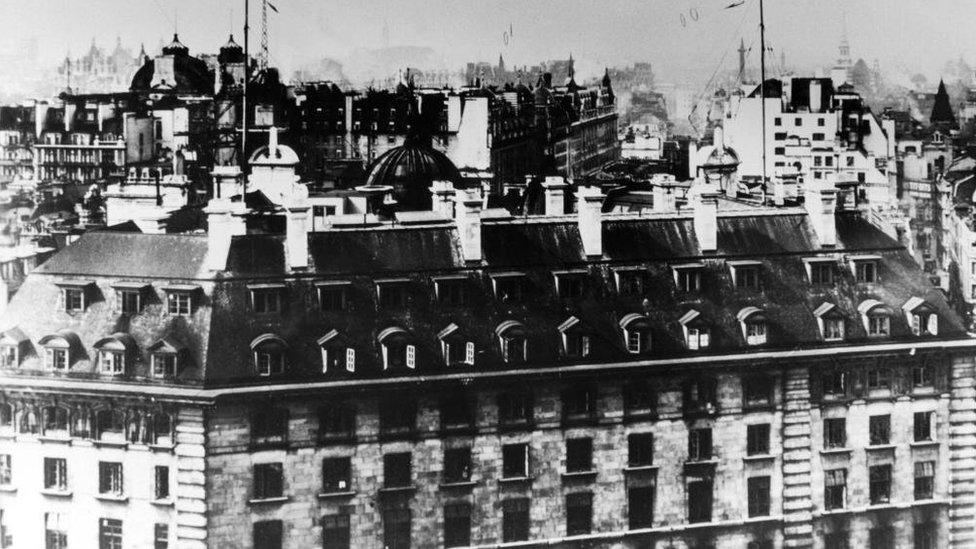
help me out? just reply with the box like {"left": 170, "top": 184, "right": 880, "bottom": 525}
{"left": 465, "top": 342, "right": 475, "bottom": 365}
{"left": 44, "top": 461, "right": 54, "bottom": 488}
{"left": 99, "top": 463, "right": 109, "bottom": 493}
{"left": 581, "top": 336, "right": 590, "bottom": 357}
{"left": 406, "top": 345, "right": 416, "bottom": 369}
{"left": 381, "top": 345, "right": 390, "bottom": 370}
{"left": 927, "top": 314, "right": 938, "bottom": 335}
{"left": 321, "top": 348, "right": 329, "bottom": 373}
{"left": 345, "top": 348, "right": 355, "bottom": 372}
{"left": 700, "top": 330, "right": 710, "bottom": 348}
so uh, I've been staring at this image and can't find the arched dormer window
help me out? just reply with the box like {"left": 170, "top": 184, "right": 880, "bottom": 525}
{"left": 619, "top": 314, "right": 651, "bottom": 354}
{"left": 378, "top": 327, "right": 416, "bottom": 370}
{"left": 95, "top": 409, "right": 125, "bottom": 443}
{"left": 93, "top": 333, "right": 137, "bottom": 376}
{"left": 495, "top": 321, "right": 527, "bottom": 364}
{"left": 148, "top": 338, "right": 186, "bottom": 379}
{"left": 437, "top": 324, "right": 475, "bottom": 366}
{"left": 858, "top": 299, "right": 891, "bottom": 337}
{"left": 903, "top": 297, "right": 938, "bottom": 336}
{"left": 250, "top": 334, "right": 288, "bottom": 376}
{"left": 737, "top": 307, "right": 768, "bottom": 346}
{"left": 813, "top": 303, "right": 845, "bottom": 342}
{"left": 558, "top": 317, "right": 591, "bottom": 359}
{"left": 38, "top": 331, "right": 82, "bottom": 371}
{"left": 679, "top": 309, "right": 711, "bottom": 350}
{"left": 0, "top": 328, "right": 29, "bottom": 369}
{"left": 318, "top": 330, "right": 356, "bottom": 374}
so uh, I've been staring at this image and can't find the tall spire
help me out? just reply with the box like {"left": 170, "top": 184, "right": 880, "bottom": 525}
{"left": 738, "top": 38, "right": 747, "bottom": 83}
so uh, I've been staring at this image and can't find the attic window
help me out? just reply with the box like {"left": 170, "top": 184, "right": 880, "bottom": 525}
{"left": 376, "top": 279, "right": 409, "bottom": 308}
{"left": 729, "top": 261, "right": 761, "bottom": 290}
{"left": 496, "top": 321, "right": 527, "bottom": 364}
{"left": 438, "top": 324, "right": 474, "bottom": 366}
{"left": 813, "top": 303, "right": 845, "bottom": 342}
{"left": 805, "top": 259, "right": 835, "bottom": 286}
{"left": 558, "top": 317, "right": 591, "bottom": 359}
{"left": 113, "top": 282, "right": 150, "bottom": 314}
{"left": 620, "top": 314, "right": 651, "bottom": 354}
{"left": 318, "top": 330, "right": 355, "bottom": 374}
{"left": 316, "top": 281, "right": 350, "bottom": 312}
{"left": 903, "top": 297, "right": 938, "bottom": 336}
{"left": 251, "top": 334, "right": 288, "bottom": 376}
{"left": 164, "top": 285, "right": 199, "bottom": 315}
{"left": 672, "top": 264, "right": 703, "bottom": 292}
{"left": 614, "top": 268, "right": 646, "bottom": 296}
{"left": 553, "top": 271, "right": 586, "bottom": 299}
{"left": 149, "top": 339, "right": 185, "bottom": 379}
{"left": 850, "top": 256, "right": 880, "bottom": 283}
{"left": 249, "top": 283, "right": 286, "bottom": 314}
{"left": 379, "top": 327, "right": 415, "bottom": 370}
{"left": 0, "top": 329, "right": 28, "bottom": 369}
{"left": 434, "top": 276, "right": 468, "bottom": 306}
{"left": 679, "top": 310, "right": 710, "bottom": 350}
{"left": 39, "top": 332, "right": 79, "bottom": 371}
{"left": 737, "top": 307, "right": 768, "bottom": 346}
{"left": 491, "top": 272, "right": 527, "bottom": 302}
{"left": 858, "top": 300, "right": 891, "bottom": 337}
{"left": 57, "top": 281, "right": 92, "bottom": 313}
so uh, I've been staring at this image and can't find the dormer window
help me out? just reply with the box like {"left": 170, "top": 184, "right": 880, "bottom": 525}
{"left": 148, "top": 338, "right": 185, "bottom": 379}
{"left": 379, "top": 327, "right": 416, "bottom": 370}
{"left": 558, "top": 317, "right": 591, "bottom": 359}
{"left": 491, "top": 272, "right": 527, "bottom": 302}
{"left": 672, "top": 264, "right": 703, "bottom": 292}
{"left": 437, "top": 324, "right": 475, "bottom": 366}
{"left": 113, "top": 282, "right": 150, "bottom": 314}
{"left": 903, "top": 297, "right": 938, "bottom": 336}
{"left": 0, "top": 345, "right": 16, "bottom": 369}
{"left": 729, "top": 261, "right": 761, "bottom": 290}
{"left": 318, "top": 330, "right": 355, "bottom": 374}
{"left": 38, "top": 331, "right": 80, "bottom": 371}
{"left": 434, "top": 276, "right": 468, "bottom": 306}
{"left": 738, "top": 307, "right": 768, "bottom": 346}
{"left": 805, "top": 259, "right": 835, "bottom": 286}
{"left": 317, "top": 281, "right": 350, "bottom": 312}
{"left": 376, "top": 279, "right": 409, "bottom": 308}
{"left": 614, "top": 268, "right": 646, "bottom": 296}
{"left": 0, "top": 328, "right": 28, "bottom": 369}
{"left": 620, "top": 314, "right": 651, "bottom": 354}
{"left": 250, "top": 334, "right": 288, "bottom": 376}
{"left": 94, "top": 333, "right": 136, "bottom": 376}
{"left": 554, "top": 271, "right": 586, "bottom": 299}
{"left": 813, "top": 303, "right": 845, "bottom": 342}
{"left": 496, "top": 321, "right": 527, "bottom": 364}
{"left": 850, "top": 256, "right": 880, "bottom": 283}
{"left": 57, "top": 281, "right": 92, "bottom": 312}
{"left": 164, "top": 285, "right": 199, "bottom": 315}
{"left": 249, "top": 284, "right": 285, "bottom": 314}
{"left": 679, "top": 310, "right": 711, "bottom": 350}
{"left": 859, "top": 300, "right": 892, "bottom": 337}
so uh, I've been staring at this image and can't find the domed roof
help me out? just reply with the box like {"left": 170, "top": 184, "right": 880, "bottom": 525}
{"left": 363, "top": 137, "right": 461, "bottom": 211}
{"left": 218, "top": 34, "right": 245, "bottom": 64}
{"left": 249, "top": 128, "right": 299, "bottom": 166}
{"left": 162, "top": 34, "right": 189, "bottom": 56}
{"left": 130, "top": 35, "right": 212, "bottom": 95}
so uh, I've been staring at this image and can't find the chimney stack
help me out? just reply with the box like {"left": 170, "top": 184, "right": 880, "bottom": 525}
{"left": 204, "top": 198, "right": 247, "bottom": 271}
{"left": 543, "top": 176, "right": 567, "bottom": 216}
{"left": 576, "top": 186, "right": 605, "bottom": 257}
{"left": 285, "top": 196, "right": 311, "bottom": 271}
{"left": 454, "top": 188, "right": 483, "bottom": 263}
{"left": 773, "top": 177, "right": 785, "bottom": 206}
{"left": 694, "top": 191, "right": 720, "bottom": 253}
{"left": 430, "top": 180, "right": 456, "bottom": 218}
{"left": 805, "top": 186, "right": 838, "bottom": 247}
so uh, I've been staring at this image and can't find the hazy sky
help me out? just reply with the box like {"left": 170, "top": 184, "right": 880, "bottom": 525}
{"left": 1, "top": 0, "right": 974, "bottom": 84}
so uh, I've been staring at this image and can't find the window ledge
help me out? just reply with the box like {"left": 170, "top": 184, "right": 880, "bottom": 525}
{"left": 684, "top": 459, "right": 719, "bottom": 466}
{"left": 562, "top": 470, "right": 598, "bottom": 480}
{"left": 93, "top": 440, "right": 128, "bottom": 449}
{"left": 911, "top": 441, "right": 940, "bottom": 449}
{"left": 0, "top": 486, "right": 16, "bottom": 493}
{"left": 378, "top": 486, "right": 416, "bottom": 494}
{"left": 0, "top": 433, "right": 14, "bottom": 440}
{"left": 37, "top": 435, "right": 72, "bottom": 445}
{"left": 149, "top": 444, "right": 176, "bottom": 453}
{"left": 866, "top": 444, "right": 897, "bottom": 452}
{"left": 499, "top": 476, "right": 534, "bottom": 485}
{"left": 40, "top": 489, "right": 72, "bottom": 498}
{"left": 95, "top": 494, "right": 129, "bottom": 503}
{"left": 151, "top": 499, "right": 175, "bottom": 507}
{"left": 247, "top": 496, "right": 290, "bottom": 505}
{"left": 439, "top": 481, "right": 477, "bottom": 490}
{"left": 623, "top": 465, "right": 658, "bottom": 472}
{"left": 317, "top": 491, "right": 356, "bottom": 499}
{"left": 743, "top": 454, "right": 777, "bottom": 462}
{"left": 820, "top": 448, "right": 852, "bottom": 456}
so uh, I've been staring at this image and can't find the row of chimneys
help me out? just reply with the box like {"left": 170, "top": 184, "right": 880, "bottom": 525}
{"left": 204, "top": 178, "right": 839, "bottom": 272}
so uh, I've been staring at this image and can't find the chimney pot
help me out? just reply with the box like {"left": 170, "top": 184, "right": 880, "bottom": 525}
{"left": 454, "top": 188, "right": 483, "bottom": 262}
{"left": 542, "top": 176, "right": 568, "bottom": 216}
{"left": 694, "top": 191, "right": 720, "bottom": 253}
{"left": 576, "top": 186, "right": 605, "bottom": 257}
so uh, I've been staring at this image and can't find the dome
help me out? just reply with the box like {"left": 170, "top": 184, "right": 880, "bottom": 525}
{"left": 130, "top": 35, "right": 213, "bottom": 95}
{"left": 218, "top": 34, "right": 245, "bottom": 65}
{"left": 363, "top": 138, "right": 461, "bottom": 211}
{"left": 702, "top": 145, "right": 740, "bottom": 173}
{"left": 162, "top": 34, "right": 189, "bottom": 56}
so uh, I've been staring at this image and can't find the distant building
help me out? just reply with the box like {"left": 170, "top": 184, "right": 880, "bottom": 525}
{"left": 57, "top": 37, "right": 142, "bottom": 95}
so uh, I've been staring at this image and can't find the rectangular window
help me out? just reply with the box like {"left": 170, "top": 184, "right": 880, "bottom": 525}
{"left": 377, "top": 283, "right": 407, "bottom": 308}
{"left": 562, "top": 385, "right": 597, "bottom": 424}
{"left": 915, "top": 461, "right": 935, "bottom": 500}
{"left": 867, "top": 368, "right": 890, "bottom": 389}
{"left": 45, "top": 348, "right": 68, "bottom": 370}
{"left": 382, "top": 508, "right": 411, "bottom": 549}
{"left": 818, "top": 117, "right": 826, "bottom": 126}
{"left": 493, "top": 275, "right": 526, "bottom": 302}
{"left": 743, "top": 375, "right": 773, "bottom": 408}
{"left": 154, "top": 466, "right": 170, "bottom": 500}
{"left": 855, "top": 261, "right": 877, "bottom": 283}
{"left": 846, "top": 156, "right": 855, "bottom": 168}
{"left": 616, "top": 270, "right": 645, "bottom": 295}
{"left": 383, "top": 453, "right": 412, "bottom": 488}
{"left": 735, "top": 266, "right": 760, "bottom": 289}
{"left": 98, "top": 462, "right": 123, "bottom": 496}
{"left": 253, "top": 520, "right": 282, "bottom": 549}
{"left": 555, "top": 274, "right": 585, "bottom": 299}
{"left": 684, "top": 378, "right": 717, "bottom": 415}
{"left": 63, "top": 288, "right": 85, "bottom": 312}
{"left": 914, "top": 522, "right": 937, "bottom": 549}
{"left": 774, "top": 117, "right": 782, "bottom": 126}
{"left": 318, "top": 403, "right": 355, "bottom": 442}
{"left": 628, "top": 485, "right": 655, "bottom": 529}
{"left": 99, "top": 518, "right": 123, "bottom": 549}
{"left": 747, "top": 424, "right": 770, "bottom": 456}
{"left": 45, "top": 513, "right": 68, "bottom": 549}
{"left": 502, "top": 443, "right": 529, "bottom": 478}
{"left": 436, "top": 279, "right": 467, "bottom": 306}
{"left": 745, "top": 320, "right": 767, "bottom": 345}
{"left": 152, "top": 353, "right": 178, "bottom": 378}
{"left": 440, "top": 394, "right": 473, "bottom": 432}
{"left": 824, "top": 418, "right": 846, "bottom": 448}
{"left": 774, "top": 147, "right": 785, "bottom": 155}
{"left": 824, "top": 469, "right": 846, "bottom": 510}
{"left": 868, "top": 315, "right": 890, "bottom": 336}
{"left": 251, "top": 288, "right": 283, "bottom": 314}
{"left": 251, "top": 408, "right": 288, "bottom": 448}
{"left": 379, "top": 399, "right": 416, "bottom": 439}
{"left": 498, "top": 392, "right": 533, "bottom": 429}
{"left": 914, "top": 411, "right": 934, "bottom": 441}
{"left": 774, "top": 132, "right": 787, "bottom": 141}
{"left": 628, "top": 433, "right": 654, "bottom": 467}
{"left": 502, "top": 498, "right": 530, "bottom": 542}
{"left": 322, "top": 457, "right": 351, "bottom": 493}
{"left": 869, "top": 464, "right": 891, "bottom": 504}
{"left": 253, "top": 463, "right": 284, "bottom": 500}
{"left": 444, "top": 503, "right": 471, "bottom": 548}
{"left": 675, "top": 268, "right": 701, "bottom": 292}
{"left": 566, "top": 438, "right": 593, "bottom": 473}
{"left": 318, "top": 286, "right": 348, "bottom": 311}
{"left": 119, "top": 290, "right": 141, "bottom": 314}
{"left": 814, "top": 156, "right": 823, "bottom": 167}
{"left": 825, "top": 156, "right": 834, "bottom": 167}
{"left": 43, "top": 457, "right": 67, "bottom": 491}
{"left": 443, "top": 447, "right": 472, "bottom": 484}
{"left": 322, "top": 514, "right": 351, "bottom": 549}
{"left": 688, "top": 428, "right": 713, "bottom": 461}
{"left": 813, "top": 132, "right": 825, "bottom": 141}
{"left": 154, "top": 523, "right": 168, "bottom": 549}
{"left": 913, "top": 366, "right": 934, "bottom": 387}
{"left": 869, "top": 415, "right": 891, "bottom": 446}
{"left": 0, "top": 346, "right": 16, "bottom": 369}
{"left": 566, "top": 492, "right": 593, "bottom": 536}
{"left": 166, "top": 291, "right": 191, "bottom": 315}
{"left": 747, "top": 476, "right": 771, "bottom": 517}
{"left": 687, "top": 326, "right": 710, "bottom": 350}
{"left": 687, "top": 477, "right": 713, "bottom": 523}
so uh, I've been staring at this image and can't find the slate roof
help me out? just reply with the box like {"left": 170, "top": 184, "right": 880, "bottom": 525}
{"left": 3, "top": 209, "right": 965, "bottom": 388}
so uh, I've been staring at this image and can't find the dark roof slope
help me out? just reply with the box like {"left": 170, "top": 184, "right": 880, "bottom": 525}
{"left": 37, "top": 232, "right": 209, "bottom": 279}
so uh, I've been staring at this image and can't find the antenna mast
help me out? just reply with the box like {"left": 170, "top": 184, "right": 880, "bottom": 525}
{"left": 243, "top": 0, "right": 250, "bottom": 190}
{"left": 759, "top": 0, "right": 768, "bottom": 203}
{"left": 260, "top": 0, "right": 269, "bottom": 71}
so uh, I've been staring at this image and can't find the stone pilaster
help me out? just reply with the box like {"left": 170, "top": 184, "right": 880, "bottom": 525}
{"left": 175, "top": 406, "right": 208, "bottom": 549}
{"left": 781, "top": 366, "right": 814, "bottom": 548}
{"left": 949, "top": 355, "right": 976, "bottom": 548}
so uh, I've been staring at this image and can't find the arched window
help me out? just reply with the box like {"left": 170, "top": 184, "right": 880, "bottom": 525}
{"left": 495, "top": 321, "right": 527, "bottom": 364}
{"left": 858, "top": 300, "right": 891, "bottom": 337}
{"left": 95, "top": 409, "right": 125, "bottom": 442}
{"left": 250, "top": 334, "right": 288, "bottom": 377}
{"left": 38, "top": 331, "right": 81, "bottom": 371}
{"left": 737, "top": 307, "right": 768, "bottom": 346}
{"left": 43, "top": 406, "right": 69, "bottom": 436}
{"left": 619, "top": 314, "right": 651, "bottom": 354}
{"left": 94, "top": 333, "right": 136, "bottom": 376}
{"left": 679, "top": 309, "right": 711, "bottom": 350}
{"left": 378, "top": 327, "right": 416, "bottom": 370}
{"left": 148, "top": 338, "right": 185, "bottom": 379}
